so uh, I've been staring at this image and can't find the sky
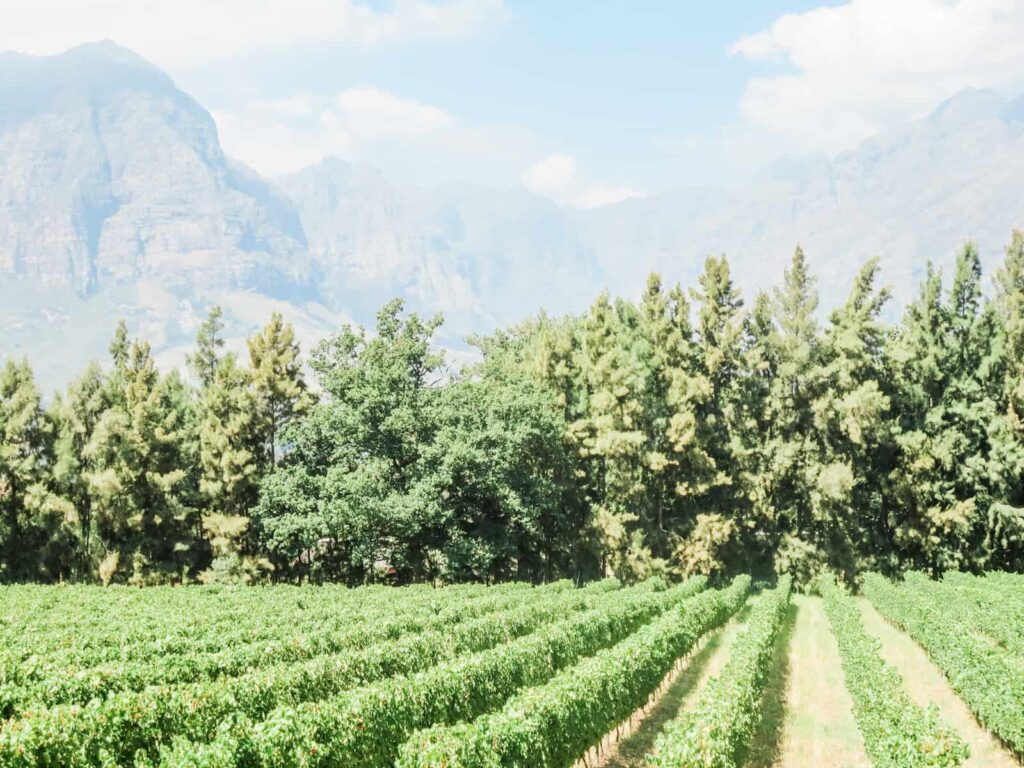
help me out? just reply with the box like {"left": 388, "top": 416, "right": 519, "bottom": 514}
{"left": 4, "top": 0, "right": 1024, "bottom": 205}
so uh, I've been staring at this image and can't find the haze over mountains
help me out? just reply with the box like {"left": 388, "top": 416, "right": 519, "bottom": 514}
{"left": 2, "top": 42, "right": 1024, "bottom": 388}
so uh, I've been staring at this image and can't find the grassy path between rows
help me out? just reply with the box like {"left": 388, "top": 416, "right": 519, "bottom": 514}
{"left": 586, "top": 597, "right": 757, "bottom": 768}
{"left": 857, "top": 597, "right": 1022, "bottom": 768}
{"left": 746, "top": 594, "right": 868, "bottom": 768}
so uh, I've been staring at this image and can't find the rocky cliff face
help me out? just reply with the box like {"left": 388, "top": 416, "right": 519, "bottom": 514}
{"left": 2, "top": 44, "right": 1024, "bottom": 389}
{"left": 276, "top": 159, "right": 599, "bottom": 335}
{"left": 0, "top": 42, "right": 312, "bottom": 300}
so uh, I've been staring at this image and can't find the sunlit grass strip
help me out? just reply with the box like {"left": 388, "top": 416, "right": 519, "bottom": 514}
{"left": 864, "top": 573, "right": 1024, "bottom": 758}
{"left": 645, "top": 576, "right": 792, "bottom": 768}
{"left": 819, "top": 576, "right": 968, "bottom": 768}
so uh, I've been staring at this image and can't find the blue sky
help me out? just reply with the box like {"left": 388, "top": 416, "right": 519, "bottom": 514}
{"left": 5, "top": 0, "right": 1024, "bottom": 202}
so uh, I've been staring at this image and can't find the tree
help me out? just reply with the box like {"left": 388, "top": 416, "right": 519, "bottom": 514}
{"left": 638, "top": 274, "right": 714, "bottom": 558}
{"left": 51, "top": 362, "right": 111, "bottom": 577}
{"left": 253, "top": 301, "right": 444, "bottom": 582}
{"left": 248, "top": 313, "right": 310, "bottom": 468}
{"left": 85, "top": 336, "right": 198, "bottom": 584}
{"left": 765, "top": 247, "right": 822, "bottom": 579}
{"left": 187, "top": 306, "right": 225, "bottom": 389}
{"left": 575, "top": 293, "right": 648, "bottom": 579}
{"left": 995, "top": 230, "right": 1024, "bottom": 399}
{"left": 990, "top": 230, "right": 1024, "bottom": 569}
{"left": 809, "top": 257, "right": 891, "bottom": 581}
{"left": 673, "top": 256, "right": 745, "bottom": 576}
{"left": 887, "top": 246, "right": 1020, "bottom": 574}
{"left": 0, "top": 360, "right": 64, "bottom": 580}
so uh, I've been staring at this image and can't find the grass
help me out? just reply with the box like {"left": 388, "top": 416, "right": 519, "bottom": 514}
{"left": 858, "top": 597, "right": 1022, "bottom": 768}
{"left": 748, "top": 593, "right": 870, "bottom": 768}
{"left": 588, "top": 598, "right": 756, "bottom": 768}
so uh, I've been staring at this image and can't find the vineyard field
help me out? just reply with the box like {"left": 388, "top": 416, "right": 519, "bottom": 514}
{"left": 0, "top": 574, "right": 1022, "bottom": 768}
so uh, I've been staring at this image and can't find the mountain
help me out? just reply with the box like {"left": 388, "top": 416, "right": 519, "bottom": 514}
{"left": 2, "top": 44, "right": 1024, "bottom": 389}
{"left": 577, "top": 87, "right": 1024, "bottom": 310}
{"left": 275, "top": 159, "right": 599, "bottom": 336}
{"left": 0, "top": 42, "right": 313, "bottom": 296}
{"left": 0, "top": 42, "right": 343, "bottom": 386}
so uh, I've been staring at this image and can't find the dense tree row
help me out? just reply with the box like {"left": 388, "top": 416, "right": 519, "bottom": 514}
{"left": 3, "top": 233, "right": 1024, "bottom": 585}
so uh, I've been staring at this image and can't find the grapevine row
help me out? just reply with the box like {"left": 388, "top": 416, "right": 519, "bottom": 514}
{"left": 1, "top": 580, "right": 585, "bottom": 713}
{"left": 818, "top": 576, "right": 968, "bottom": 768}
{"left": 646, "top": 576, "right": 792, "bottom": 768}
{"left": 395, "top": 575, "right": 752, "bottom": 768}
{"left": 0, "top": 578, "right": 624, "bottom": 766}
{"left": 143, "top": 577, "right": 709, "bottom": 768}
{"left": 863, "top": 573, "right": 1024, "bottom": 756}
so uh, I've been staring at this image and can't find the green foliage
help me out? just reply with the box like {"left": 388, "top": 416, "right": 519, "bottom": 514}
{"left": 819, "top": 576, "right": 968, "bottom": 767}
{"left": 0, "top": 359, "right": 63, "bottom": 580}
{"left": 247, "top": 312, "right": 311, "bottom": 469}
{"left": 395, "top": 576, "right": 749, "bottom": 768}
{"left": 864, "top": 573, "right": 1024, "bottom": 754}
{"left": 5, "top": 230, "right": 1024, "bottom": 584}
{"left": 0, "top": 581, "right": 621, "bottom": 766}
{"left": 150, "top": 578, "right": 709, "bottom": 768}
{"left": 647, "top": 577, "right": 792, "bottom": 768}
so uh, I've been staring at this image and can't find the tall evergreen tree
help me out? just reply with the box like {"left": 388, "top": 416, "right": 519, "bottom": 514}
{"left": 51, "top": 362, "right": 110, "bottom": 577}
{"left": 576, "top": 293, "right": 648, "bottom": 579}
{"left": 188, "top": 306, "right": 226, "bottom": 389}
{"left": 248, "top": 313, "right": 310, "bottom": 468}
{"left": 638, "top": 274, "right": 715, "bottom": 561}
{"left": 810, "top": 257, "right": 891, "bottom": 580}
{"left": 769, "top": 247, "right": 823, "bottom": 580}
{"left": 86, "top": 337, "right": 198, "bottom": 584}
{"left": 0, "top": 360, "right": 62, "bottom": 580}
{"left": 675, "top": 255, "right": 744, "bottom": 576}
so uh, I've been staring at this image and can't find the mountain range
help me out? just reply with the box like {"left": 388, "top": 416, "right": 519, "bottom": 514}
{"left": 2, "top": 42, "right": 1024, "bottom": 389}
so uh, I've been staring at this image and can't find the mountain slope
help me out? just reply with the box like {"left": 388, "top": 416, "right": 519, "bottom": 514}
{"left": 276, "top": 159, "right": 599, "bottom": 336}
{"left": 2, "top": 44, "right": 1024, "bottom": 389}
{"left": 578, "top": 87, "right": 1024, "bottom": 310}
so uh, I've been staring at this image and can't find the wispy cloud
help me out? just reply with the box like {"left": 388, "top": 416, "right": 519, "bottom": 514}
{"left": 522, "top": 153, "right": 645, "bottom": 209}
{"left": 730, "top": 0, "right": 1024, "bottom": 154}
{"left": 2, "top": 0, "right": 507, "bottom": 67}
{"left": 214, "top": 87, "right": 493, "bottom": 177}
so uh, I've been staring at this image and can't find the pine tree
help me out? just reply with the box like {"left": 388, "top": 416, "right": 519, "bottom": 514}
{"left": 0, "top": 360, "right": 69, "bottom": 580}
{"left": 996, "top": 231, "right": 1024, "bottom": 417}
{"left": 810, "top": 258, "right": 891, "bottom": 580}
{"left": 768, "top": 247, "right": 822, "bottom": 579}
{"left": 674, "top": 256, "right": 745, "bottom": 576}
{"left": 86, "top": 338, "right": 197, "bottom": 584}
{"left": 888, "top": 246, "right": 1019, "bottom": 574}
{"left": 638, "top": 274, "right": 715, "bottom": 557}
{"left": 51, "top": 362, "right": 110, "bottom": 576}
{"left": 576, "top": 293, "right": 648, "bottom": 578}
{"left": 990, "top": 230, "right": 1024, "bottom": 568}
{"left": 248, "top": 313, "right": 310, "bottom": 468}
{"left": 188, "top": 306, "right": 225, "bottom": 389}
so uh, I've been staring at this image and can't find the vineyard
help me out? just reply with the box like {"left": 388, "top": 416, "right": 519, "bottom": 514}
{"left": 0, "top": 574, "right": 1022, "bottom": 768}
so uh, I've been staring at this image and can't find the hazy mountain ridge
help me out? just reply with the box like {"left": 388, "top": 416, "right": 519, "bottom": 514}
{"left": 2, "top": 43, "right": 1023, "bottom": 388}
{"left": 577, "top": 86, "right": 1024, "bottom": 310}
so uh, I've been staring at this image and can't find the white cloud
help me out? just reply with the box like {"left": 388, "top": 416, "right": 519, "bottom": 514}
{"left": 730, "top": 0, "right": 1024, "bottom": 153}
{"left": 214, "top": 87, "right": 491, "bottom": 177}
{"left": 522, "top": 154, "right": 578, "bottom": 196}
{"left": 523, "top": 153, "right": 644, "bottom": 209}
{"left": 1, "top": 0, "right": 506, "bottom": 67}
{"left": 573, "top": 185, "right": 646, "bottom": 209}
{"left": 335, "top": 87, "right": 456, "bottom": 138}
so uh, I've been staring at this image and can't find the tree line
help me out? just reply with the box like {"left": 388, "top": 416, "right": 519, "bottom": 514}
{"left": 3, "top": 233, "right": 1024, "bottom": 585}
